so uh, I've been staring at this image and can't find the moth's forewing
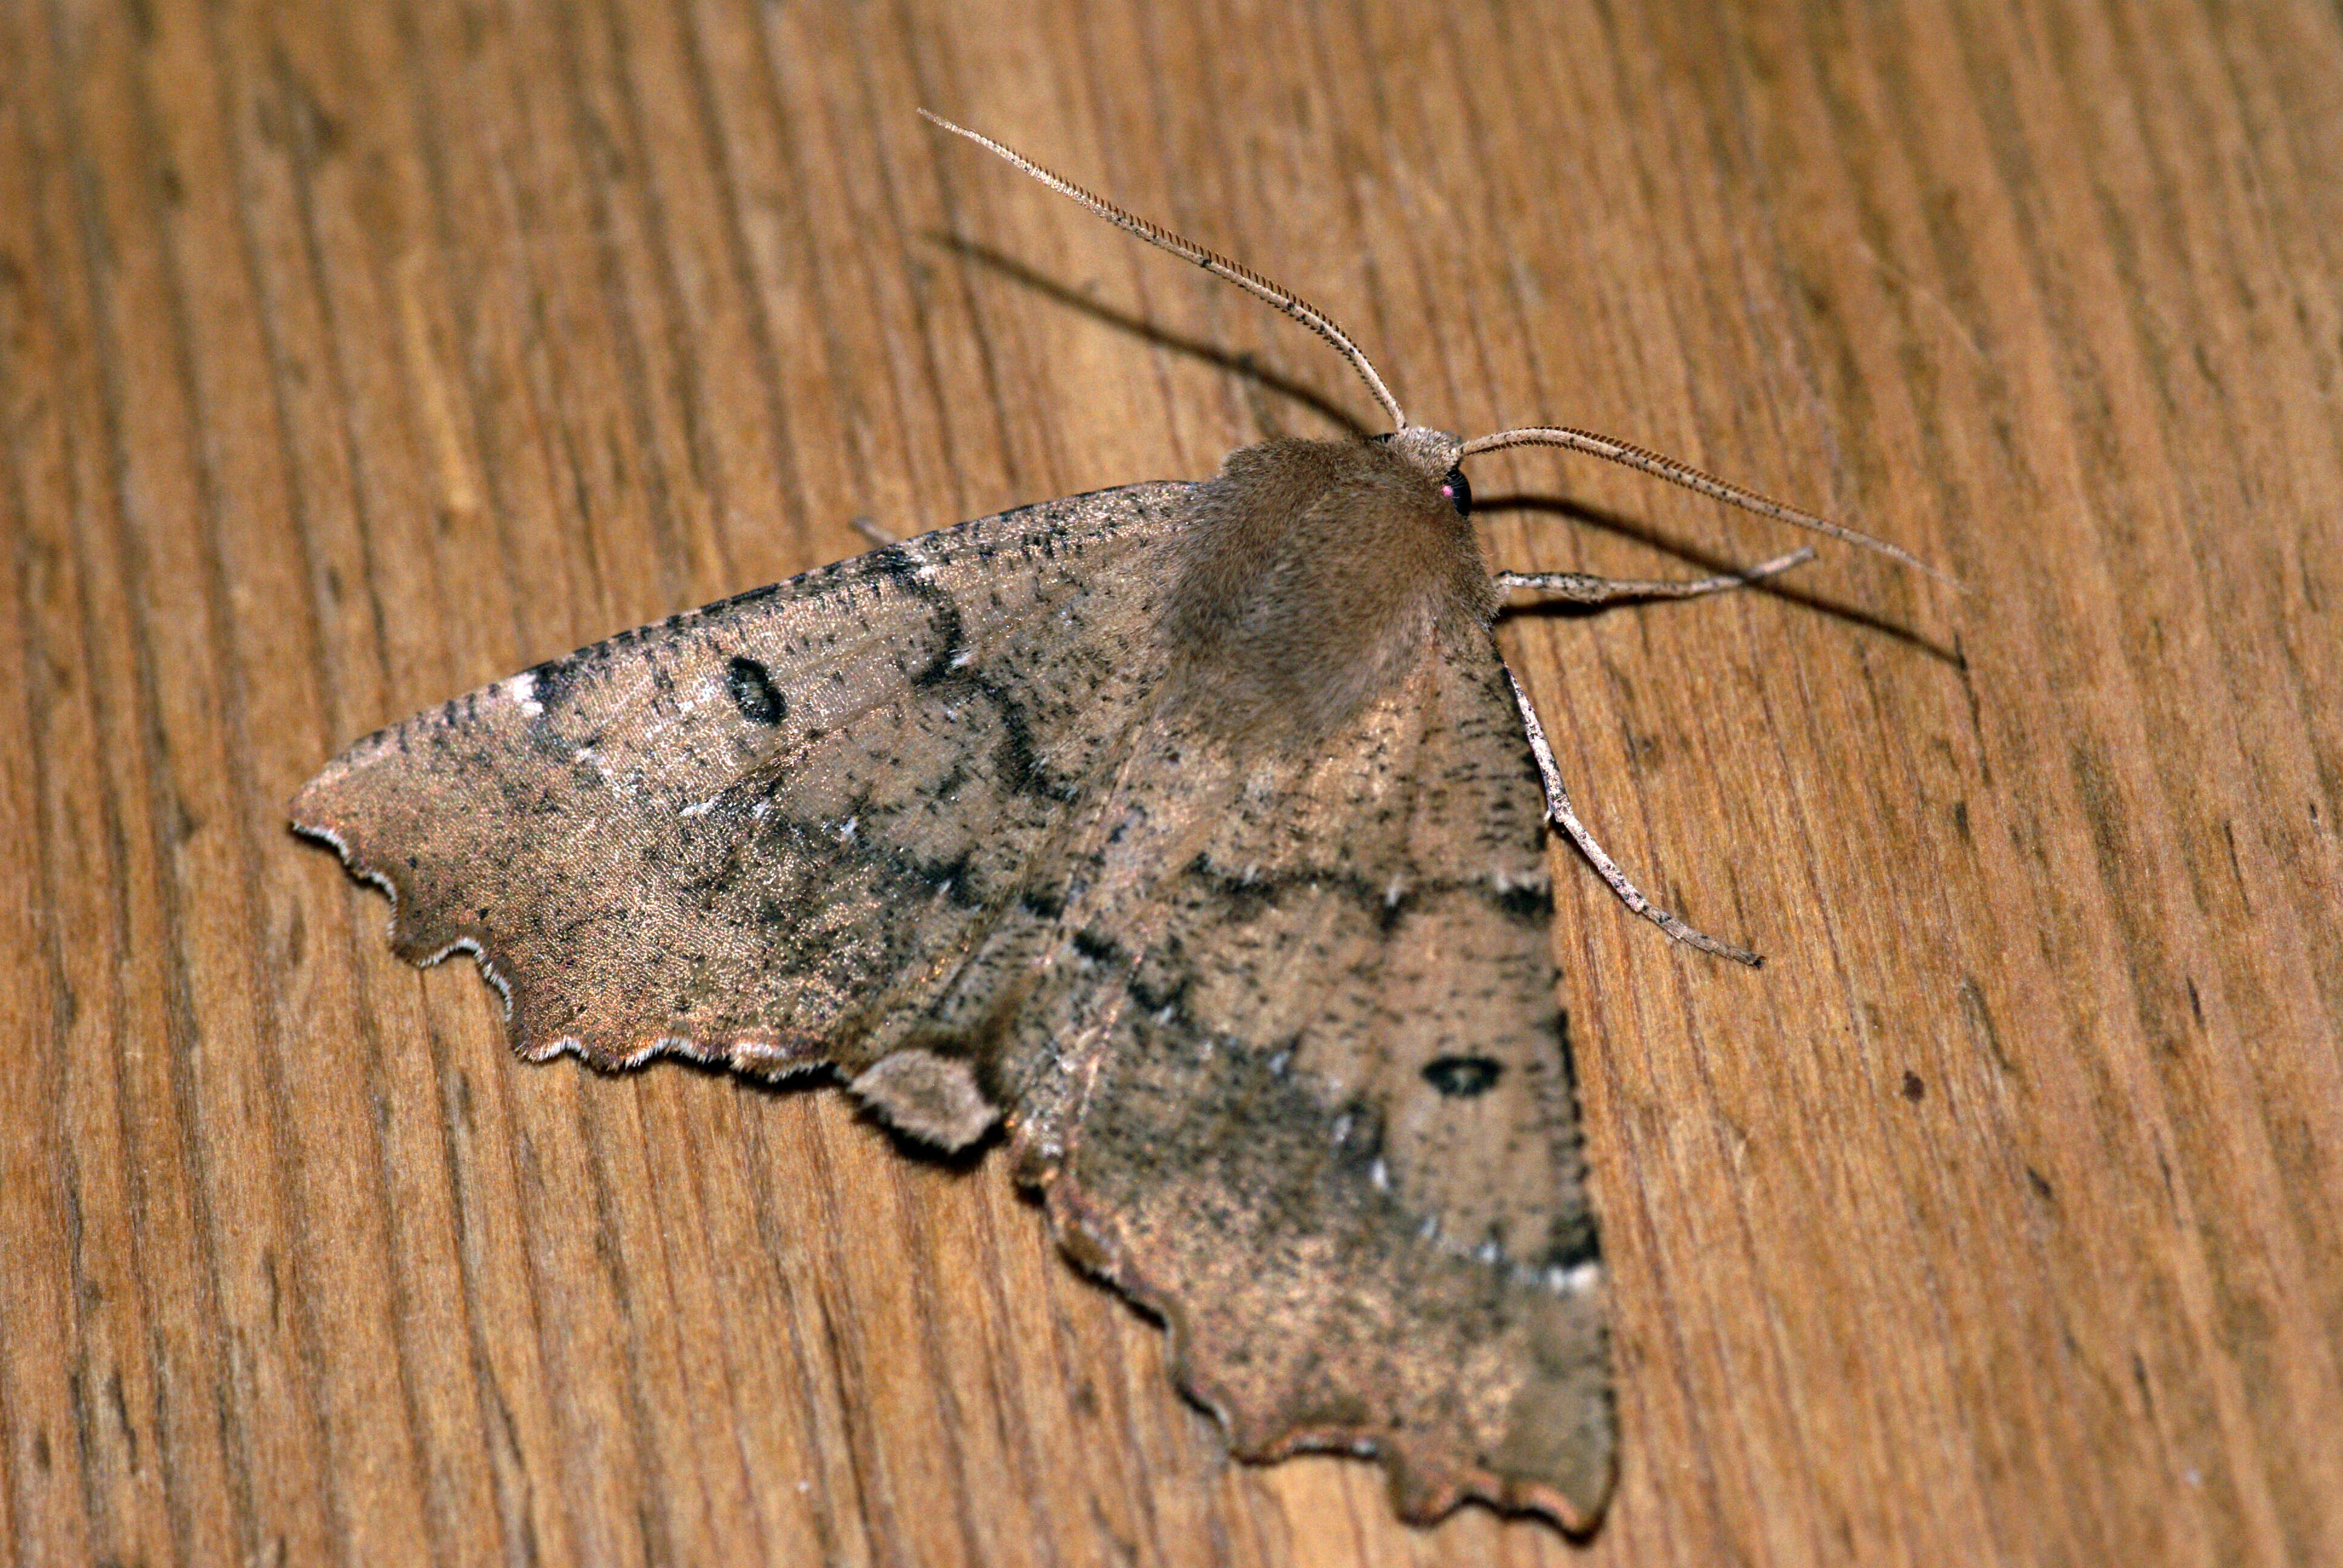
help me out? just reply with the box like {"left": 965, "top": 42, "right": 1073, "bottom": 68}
{"left": 294, "top": 483, "right": 1185, "bottom": 1071}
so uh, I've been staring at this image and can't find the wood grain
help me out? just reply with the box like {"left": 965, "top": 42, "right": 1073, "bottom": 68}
{"left": 4, "top": 1, "right": 2338, "bottom": 1563}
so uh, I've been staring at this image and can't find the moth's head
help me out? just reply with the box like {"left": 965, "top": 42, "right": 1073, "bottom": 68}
{"left": 1374, "top": 427, "right": 1471, "bottom": 521}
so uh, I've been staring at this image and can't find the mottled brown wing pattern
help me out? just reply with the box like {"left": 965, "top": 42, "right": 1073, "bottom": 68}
{"left": 986, "top": 632, "right": 1611, "bottom": 1527}
{"left": 296, "top": 479, "right": 1610, "bottom": 1528}
{"left": 292, "top": 482, "right": 1188, "bottom": 1080}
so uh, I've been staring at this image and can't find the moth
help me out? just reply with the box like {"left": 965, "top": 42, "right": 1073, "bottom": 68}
{"left": 293, "top": 114, "right": 1936, "bottom": 1530}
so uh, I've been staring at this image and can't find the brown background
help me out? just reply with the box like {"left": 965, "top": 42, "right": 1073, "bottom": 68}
{"left": 4, "top": 1, "right": 2339, "bottom": 1564}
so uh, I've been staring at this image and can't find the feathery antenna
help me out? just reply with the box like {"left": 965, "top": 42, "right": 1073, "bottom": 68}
{"left": 1466, "top": 425, "right": 1956, "bottom": 586}
{"left": 920, "top": 109, "right": 1409, "bottom": 432}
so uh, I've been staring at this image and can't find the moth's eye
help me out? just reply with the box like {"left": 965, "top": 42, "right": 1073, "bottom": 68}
{"left": 1440, "top": 466, "right": 1472, "bottom": 518}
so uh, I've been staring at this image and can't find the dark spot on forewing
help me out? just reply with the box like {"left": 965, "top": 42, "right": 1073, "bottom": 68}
{"left": 724, "top": 656, "right": 786, "bottom": 725}
{"left": 1421, "top": 1055, "right": 1503, "bottom": 1097}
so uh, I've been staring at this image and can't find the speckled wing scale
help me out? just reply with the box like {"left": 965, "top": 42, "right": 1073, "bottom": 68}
{"left": 298, "top": 482, "right": 1185, "bottom": 1076}
{"left": 295, "top": 475, "right": 1614, "bottom": 1529}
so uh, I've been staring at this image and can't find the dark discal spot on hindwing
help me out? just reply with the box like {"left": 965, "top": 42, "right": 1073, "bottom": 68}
{"left": 1422, "top": 1054, "right": 1504, "bottom": 1097}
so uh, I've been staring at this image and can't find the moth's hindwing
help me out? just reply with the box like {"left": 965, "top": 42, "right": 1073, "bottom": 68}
{"left": 997, "top": 638, "right": 1612, "bottom": 1525}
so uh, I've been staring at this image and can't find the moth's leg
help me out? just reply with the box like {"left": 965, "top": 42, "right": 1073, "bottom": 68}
{"left": 1502, "top": 667, "right": 1763, "bottom": 967}
{"left": 1496, "top": 546, "right": 1812, "bottom": 606}
{"left": 850, "top": 515, "right": 902, "bottom": 547}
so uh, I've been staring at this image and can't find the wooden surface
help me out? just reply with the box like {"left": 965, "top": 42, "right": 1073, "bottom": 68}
{"left": 4, "top": 1, "right": 2339, "bottom": 1563}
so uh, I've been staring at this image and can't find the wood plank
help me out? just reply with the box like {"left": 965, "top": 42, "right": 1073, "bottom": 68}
{"left": 2, "top": 0, "right": 2338, "bottom": 1563}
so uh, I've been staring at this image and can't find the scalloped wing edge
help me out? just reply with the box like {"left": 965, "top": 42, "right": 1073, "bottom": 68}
{"left": 288, "top": 810, "right": 837, "bottom": 1080}
{"left": 1030, "top": 1158, "right": 1613, "bottom": 1533}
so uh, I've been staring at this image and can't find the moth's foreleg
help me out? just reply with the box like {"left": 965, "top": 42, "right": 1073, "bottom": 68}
{"left": 1502, "top": 667, "right": 1764, "bottom": 968}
